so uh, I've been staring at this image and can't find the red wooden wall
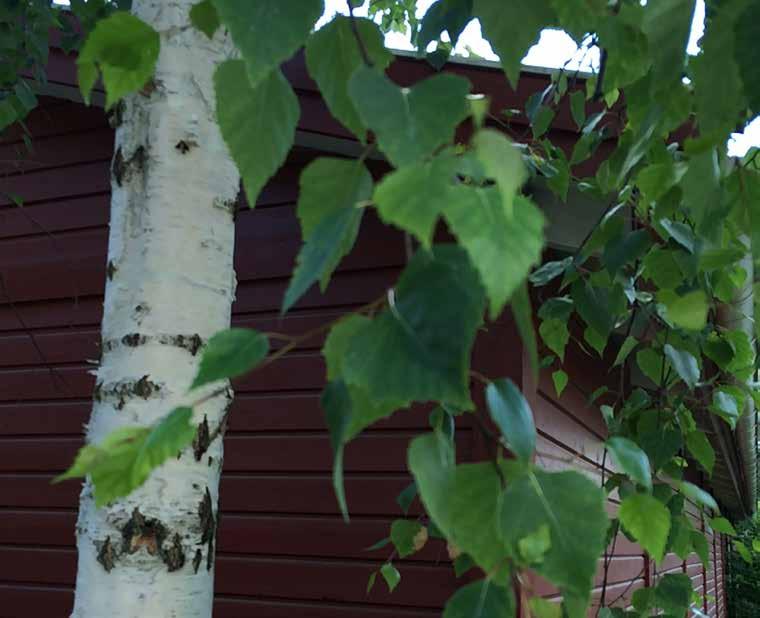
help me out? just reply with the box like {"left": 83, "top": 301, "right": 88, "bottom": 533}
{"left": 0, "top": 95, "right": 520, "bottom": 616}
{"left": 0, "top": 69, "right": 727, "bottom": 616}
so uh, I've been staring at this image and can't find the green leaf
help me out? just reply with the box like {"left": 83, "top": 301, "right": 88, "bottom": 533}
{"left": 391, "top": 519, "right": 426, "bottom": 558}
{"left": 511, "top": 284, "right": 539, "bottom": 378}
{"left": 686, "top": 430, "right": 715, "bottom": 476}
{"left": 679, "top": 481, "right": 718, "bottom": 512}
{"left": 691, "top": 530, "right": 710, "bottom": 568}
{"left": 602, "top": 229, "right": 651, "bottom": 275}
{"left": 305, "top": 16, "right": 392, "bottom": 140}
{"left": 711, "top": 388, "right": 741, "bottom": 429}
{"left": 215, "top": 60, "right": 299, "bottom": 206}
{"left": 532, "top": 106, "right": 555, "bottom": 138}
{"left": 583, "top": 327, "right": 606, "bottom": 357}
{"left": 322, "top": 319, "right": 404, "bottom": 513}
{"left": 637, "top": 411, "right": 682, "bottom": 472}
{"left": 518, "top": 524, "right": 552, "bottom": 564}
{"left": 659, "top": 219, "right": 696, "bottom": 253}
{"left": 641, "top": 246, "right": 684, "bottom": 290}
{"left": 682, "top": 149, "right": 722, "bottom": 235}
{"left": 539, "top": 318, "right": 570, "bottom": 362}
{"left": 380, "top": 562, "right": 401, "bottom": 592}
{"left": 349, "top": 66, "right": 471, "bottom": 167}
{"left": 642, "top": 0, "right": 695, "bottom": 90}
{"left": 418, "top": 0, "right": 473, "bottom": 50}
{"left": 474, "top": 0, "right": 556, "bottom": 87}
{"left": 636, "top": 347, "right": 667, "bottom": 386}
{"left": 373, "top": 154, "right": 456, "bottom": 248}
{"left": 606, "top": 437, "right": 652, "bottom": 491}
{"left": 734, "top": 1, "right": 760, "bottom": 113}
{"left": 572, "top": 280, "right": 624, "bottom": 339}
{"left": 654, "top": 573, "right": 692, "bottom": 617}
{"left": 214, "top": 0, "right": 323, "bottom": 86}
{"left": 189, "top": 0, "right": 219, "bottom": 39}
{"left": 530, "top": 257, "right": 573, "bottom": 287}
{"left": 657, "top": 289, "right": 709, "bottom": 331}
{"left": 498, "top": 469, "right": 608, "bottom": 604}
{"left": 663, "top": 344, "right": 699, "bottom": 390}
{"left": 613, "top": 336, "right": 638, "bottom": 367}
{"left": 77, "top": 11, "right": 159, "bottom": 108}
{"left": 486, "top": 378, "right": 536, "bottom": 462}
{"left": 408, "top": 434, "right": 509, "bottom": 572}
{"left": 709, "top": 516, "right": 736, "bottom": 536}
{"left": 619, "top": 493, "right": 671, "bottom": 562}
{"left": 366, "top": 570, "right": 377, "bottom": 594}
{"left": 596, "top": 12, "right": 650, "bottom": 93}
{"left": 442, "top": 579, "right": 516, "bottom": 618}
{"left": 445, "top": 190, "right": 545, "bottom": 318}
{"left": 529, "top": 597, "right": 562, "bottom": 618}
{"left": 283, "top": 158, "right": 371, "bottom": 312}
{"left": 55, "top": 407, "right": 196, "bottom": 507}
{"left": 284, "top": 209, "right": 363, "bottom": 313}
{"left": 321, "top": 380, "right": 352, "bottom": 519}
{"left": 552, "top": 370, "right": 568, "bottom": 397}
{"left": 191, "top": 328, "right": 269, "bottom": 389}
{"left": 753, "top": 539, "right": 760, "bottom": 553}
{"left": 472, "top": 129, "right": 528, "bottom": 217}
{"left": 396, "top": 482, "right": 417, "bottom": 515}
{"left": 735, "top": 540, "right": 753, "bottom": 563}
{"left": 570, "top": 90, "right": 586, "bottom": 129}
{"left": 341, "top": 245, "right": 485, "bottom": 410}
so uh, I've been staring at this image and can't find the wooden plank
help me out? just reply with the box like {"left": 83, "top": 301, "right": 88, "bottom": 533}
{"left": 0, "top": 127, "right": 114, "bottom": 176}
{"left": 0, "top": 546, "right": 455, "bottom": 609}
{"left": 0, "top": 473, "right": 416, "bottom": 516}
{"left": 0, "top": 509, "right": 449, "bottom": 563}
{"left": 0, "top": 431, "right": 472, "bottom": 474}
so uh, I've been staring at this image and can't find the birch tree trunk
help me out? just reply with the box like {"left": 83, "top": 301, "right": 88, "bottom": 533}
{"left": 72, "top": 1, "right": 239, "bottom": 615}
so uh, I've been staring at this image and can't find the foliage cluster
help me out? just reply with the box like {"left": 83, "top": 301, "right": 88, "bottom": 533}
{"left": 727, "top": 514, "right": 760, "bottom": 617}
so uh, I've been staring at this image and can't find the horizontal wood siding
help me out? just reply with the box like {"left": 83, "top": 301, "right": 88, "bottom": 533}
{"left": 0, "top": 98, "right": 518, "bottom": 616}
{"left": 0, "top": 74, "right": 725, "bottom": 616}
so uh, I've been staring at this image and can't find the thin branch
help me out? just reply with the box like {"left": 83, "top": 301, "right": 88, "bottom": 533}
{"left": 346, "top": 0, "right": 373, "bottom": 67}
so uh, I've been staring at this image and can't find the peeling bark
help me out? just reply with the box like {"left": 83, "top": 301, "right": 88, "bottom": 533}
{"left": 71, "top": 1, "right": 239, "bottom": 616}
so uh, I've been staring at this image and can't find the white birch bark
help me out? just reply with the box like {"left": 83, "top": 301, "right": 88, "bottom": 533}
{"left": 72, "top": 1, "right": 239, "bottom": 616}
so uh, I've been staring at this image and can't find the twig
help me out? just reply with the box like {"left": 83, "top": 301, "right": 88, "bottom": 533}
{"left": 347, "top": 0, "right": 373, "bottom": 67}
{"left": 593, "top": 48, "right": 608, "bottom": 102}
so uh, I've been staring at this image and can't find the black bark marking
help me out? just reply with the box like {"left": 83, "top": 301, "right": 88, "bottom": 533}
{"left": 120, "top": 508, "right": 186, "bottom": 572}
{"left": 133, "top": 375, "right": 159, "bottom": 399}
{"left": 198, "top": 487, "right": 216, "bottom": 570}
{"left": 175, "top": 139, "right": 198, "bottom": 154}
{"left": 193, "top": 415, "right": 210, "bottom": 461}
{"left": 112, "top": 146, "right": 145, "bottom": 187}
{"left": 206, "top": 536, "right": 214, "bottom": 571}
{"left": 111, "top": 147, "right": 125, "bottom": 186}
{"left": 198, "top": 488, "right": 215, "bottom": 545}
{"left": 212, "top": 196, "right": 237, "bottom": 216}
{"left": 96, "top": 536, "right": 116, "bottom": 573}
{"left": 193, "top": 548, "right": 203, "bottom": 574}
{"left": 122, "top": 508, "right": 167, "bottom": 556}
{"left": 121, "top": 333, "right": 145, "bottom": 347}
{"left": 95, "top": 376, "right": 161, "bottom": 409}
{"left": 106, "top": 260, "right": 117, "bottom": 281}
{"left": 163, "top": 533, "right": 186, "bottom": 572}
{"left": 107, "top": 100, "right": 125, "bottom": 128}
{"left": 102, "top": 333, "right": 204, "bottom": 355}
